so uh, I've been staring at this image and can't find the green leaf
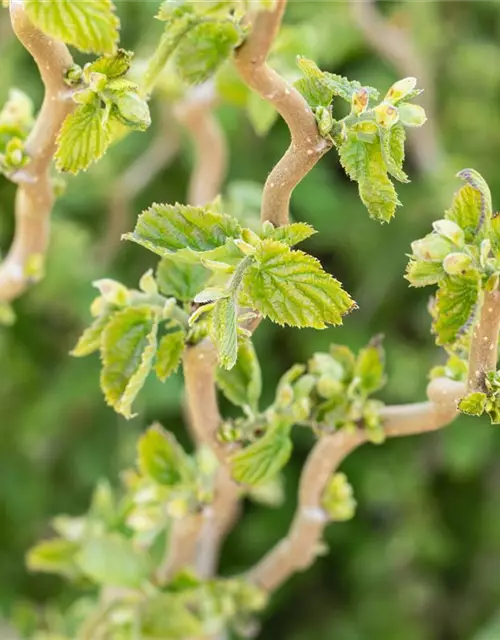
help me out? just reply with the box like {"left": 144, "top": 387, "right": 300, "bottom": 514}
{"left": 354, "top": 337, "right": 386, "bottom": 395}
{"left": 88, "top": 49, "right": 132, "bottom": 78}
{"left": 124, "top": 203, "right": 241, "bottom": 257}
{"left": 76, "top": 533, "right": 151, "bottom": 587}
{"left": 138, "top": 424, "right": 188, "bottom": 486}
{"left": 406, "top": 260, "right": 445, "bottom": 287}
{"left": 260, "top": 222, "right": 316, "bottom": 246}
{"left": 26, "top": 539, "right": 80, "bottom": 579}
{"left": 55, "top": 104, "right": 111, "bottom": 174}
{"left": 25, "top": 0, "right": 119, "bottom": 54}
{"left": 156, "top": 255, "right": 210, "bottom": 301}
{"left": 379, "top": 124, "right": 408, "bottom": 183}
{"left": 70, "top": 313, "right": 112, "bottom": 357}
{"left": 294, "top": 57, "right": 335, "bottom": 108}
{"left": 210, "top": 296, "right": 238, "bottom": 369}
{"left": 100, "top": 307, "right": 158, "bottom": 418}
{"left": 240, "top": 240, "right": 355, "bottom": 328}
{"left": 458, "top": 392, "right": 487, "bottom": 417}
{"left": 247, "top": 92, "right": 279, "bottom": 137}
{"left": 175, "top": 20, "right": 241, "bottom": 84}
{"left": 230, "top": 422, "right": 293, "bottom": 486}
{"left": 216, "top": 340, "right": 262, "bottom": 410}
{"left": 433, "top": 271, "right": 481, "bottom": 347}
{"left": 140, "top": 593, "right": 203, "bottom": 639}
{"left": 155, "top": 327, "right": 186, "bottom": 382}
{"left": 457, "top": 168, "right": 492, "bottom": 227}
{"left": 445, "top": 185, "right": 483, "bottom": 243}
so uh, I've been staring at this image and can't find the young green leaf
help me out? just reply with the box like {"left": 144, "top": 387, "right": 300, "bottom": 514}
{"left": 230, "top": 422, "right": 293, "bottom": 486}
{"left": 26, "top": 539, "right": 80, "bottom": 579}
{"left": 76, "top": 533, "right": 151, "bottom": 588}
{"left": 379, "top": 124, "right": 408, "bottom": 183}
{"left": 216, "top": 340, "right": 262, "bottom": 410}
{"left": 458, "top": 392, "right": 487, "bottom": 417}
{"left": 88, "top": 49, "right": 133, "bottom": 78}
{"left": 25, "top": 0, "right": 119, "bottom": 55}
{"left": 123, "top": 203, "right": 241, "bottom": 257}
{"left": 294, "top": 57, "right": 335, "bottom": 108}
{"left": 406, "top": 260, "right": 445, "bottom": 288}
{"left": 156, "top": 255, "right": 210, "bottom": 301}
{"left": 55, "top": 104, "right": 111, "bottom": 174}
{"left": 210, "top": 296, "right": 238, "bottom": 369}
{"left": 175, "top": 20, "right": 241, "bottom": 84}
{"left": 354, "top": 337, "right": 386, "bottom": 395}
{"left": 140, "top": 593, "right": 203, "bottom": 639}
{"left": 138, "top": 425, "right": 189, "bottom": 486}
{"left": 71, "top": 313, "right": 113, "bottom": 357}
{"left": 260, "top": 222, "right": 316, "bottom": 246}
{"left": 100, "top": 307, "right": 158, "bottom": 418}
{"left": 240, "top": 240, "right": 355, "bottom": 328}
{"left": 445, "top": 185, "right": 484, "bottom": 243}
{"left": 433, "top": 271, "right": 481, "bottom": 347}
{"left": 457, "top": 168, "right": 492, "bottom": 227}
{"left": 155, "top": 327, "right": 186, "bottom": 382}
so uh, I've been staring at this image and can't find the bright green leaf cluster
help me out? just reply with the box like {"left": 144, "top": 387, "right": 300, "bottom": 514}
{"left": 123, "top": 203, "right": 354, "bottom": 369}
{"left": 321, "top": 472, "right": 356, "bottom": 521}
{"left": 0, "top": 89, "right": 34, "bottom": 177}
{"left": 459, "top": 371, "right": 500, "bottom": 423}
{"left": 71, "top": 275, "right": 188, "bottom": 418}
{"left": 406, "top": 169, "right": 498, "bottom": 353}
{"left": 56, "top": 51, "right": 151, "bottom": 174}
{"left": 294, "top": 59, "right": 426, "bottom": 222}
{"left": 25, "top": 0, "right": 120, "bottom": 55}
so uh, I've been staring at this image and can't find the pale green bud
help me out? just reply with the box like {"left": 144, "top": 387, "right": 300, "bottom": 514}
{"left": 293, "top": 373, "right": 316, "bottom": 399}
{"left": 24, "top": 253, "right": 44, "bottom": 282}
{"left": 384, "top": 77, "right": 417, "bottom": 104}
{"left": 276, "top": 383, "right": 294, "bottom": 408}
{"left": 93, "top": 278, "right": 129, "bottom": 306}
{"left": 65, "top": 64, "right": 83, "bottom": 87}
{"left": 316, "top": 374, "right": 343, "bottom": 399}
{"left": 89, "top": 72, "right": 108, "bottom": 93}
{"left": 291, "top": 397, "right": 311, "bottom": 422}
{"left": 234, "top": 239, "right": 257, "bottom": 255}
{"left": 432, "top": 219, "right": 464, "bottom": 246}
{"left": 242, "top": 227, "right": 262, "bottom": 247}
{"left": 309, "top": 353, "right": 344, "bottom": 379}
{"left": 112, "top": 91, "right": 151, "bottom": 131}
{"left": 351, "top": 88, "right": 369, "bottom": 115}
{"left": 443, "top": 252, "right": 472, "bottom": 275}
{"left": 139, "top": 269, "right": 158, "bottom": 296}
{"left": 321, "top": 472, "right": 356, "bottom": 521}
{"left": 315, "top": 105, "right": 333, "bottom": 137}
{"left": 398, "top": 102, "right": 427, "bottom": 127}
{"left": 374, "top": 101, "right": 399, "bottom": 129}
{"left": 411, "top": 234, "right": 452, "bottom": 262}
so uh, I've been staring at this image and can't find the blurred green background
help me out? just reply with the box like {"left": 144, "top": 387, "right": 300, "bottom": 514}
{"left": 3, "top": 1, "right": 500, "bottom": 638}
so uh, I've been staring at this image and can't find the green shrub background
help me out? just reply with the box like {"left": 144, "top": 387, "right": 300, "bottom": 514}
{"left": 2, "top": 2, "right": 500, "bottom": 638}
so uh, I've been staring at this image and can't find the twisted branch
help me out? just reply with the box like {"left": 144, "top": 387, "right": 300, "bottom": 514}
{"left": 349, "top": 0, "right": 440, "bottom": 173}
{"left": 0, "top": 0, "right": 74, "bottom": 302}
{"left": 467, "top": 289, "right": 500, "bottom": 393}
{"left": 234, "top": 0, "right": 332, "bottom": 226}
{"left": 249, "top": 377, "right": 465, "bottom": 592}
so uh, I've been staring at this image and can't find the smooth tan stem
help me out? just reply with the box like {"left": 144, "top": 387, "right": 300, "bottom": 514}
{"left": 349, "top": 0, "right": 439, "bottom": 173}
{"left": 249, "top": 377, "right": 464, "bottom": 593}
{"left": 467, "top": 289, "right": 500, "bottom": 392}
{"left": 174, "top": 82, "right": 227, "bottom": 207}
{"left": 0, "top": 1, "right": 74, "bottom": 302}
{"left": 234, "top": 0, "right": 332, "bottom": 226}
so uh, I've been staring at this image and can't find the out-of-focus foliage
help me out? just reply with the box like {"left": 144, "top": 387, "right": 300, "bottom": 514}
{"left": 3, "top": 2, "right": 500, "bottom": 639}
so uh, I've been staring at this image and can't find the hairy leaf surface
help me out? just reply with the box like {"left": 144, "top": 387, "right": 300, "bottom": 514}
{"left": 155, "top": 327, "right": 186, "bottom": 382}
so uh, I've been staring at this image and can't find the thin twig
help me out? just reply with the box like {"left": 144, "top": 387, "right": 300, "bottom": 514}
{"left": 0, "top": 0, "right": 74, "bottom": 302}
{"left": 249, "top": 377, "right": 465, "bottom": 592}
{"left": 349, "top": 0, "right": 440, "bottom": 173}
{"left": 234, "top": 0, "right": 332, "bottom": 226}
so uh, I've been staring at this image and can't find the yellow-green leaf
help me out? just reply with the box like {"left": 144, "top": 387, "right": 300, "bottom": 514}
{"left": 433, "top": 271, "right": 481, "bottom": 347}
{"left": 210, "top": 296, "right": 238, "bottom": 370}
{"left": 55, "top": 104, "right": 111, "bottom": 174}
{"left": 70, "top": 312, "right": 112, "bottom": 357}
{"left": 156, "top": 255, "right": 210, "bottom": 301}
{"left": 25, "top": 0, "right": 119, "bottom": 55}
{"left": 138, "top": 424, "right": 189, "bottom": 486}
{"left": 155, "top": 327, "right": 186, "bottom": 382}
{"left": 216, "top": 340, "right": 261, "bottom": 410}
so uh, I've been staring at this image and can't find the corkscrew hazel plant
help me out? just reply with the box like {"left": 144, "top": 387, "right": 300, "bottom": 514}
{"left": 3, "top": 0, "right": 500, "bottom": 638}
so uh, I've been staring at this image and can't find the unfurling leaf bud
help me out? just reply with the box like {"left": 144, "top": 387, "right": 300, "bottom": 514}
{"left": 351, "top": 88, "right": 369, "bottom": 115}
{"left": 384, "top": 77, "right": 417, "bottom": 104}
{"left": 432, "top": 219, "right": 465, "bottom": 247}
{"left": 443, "top": 252, "right": 472, "bottom": 275}
{"left": 321, "top": 472, "right": 356, "bottom": 521}
{"left": 65, "top": 64, "right": 83, "bottom": 87}
{"left": 93, "top": 278, "right": 129, "bottom": 306}
{"left": 111, "top": 92, "right": 151, "bottom": 131}
{"left": 139, "top": 269, "right": 158, "bottom": 296}
{"left": 315, "top": 106, "right": 333, "bottom": 137}
{"left": 373, "top": 101, "right": 399, "bottom": 129}
{"left": 398, "top": 102, "right": 427, "bottom": 127}
{"left": 316, "top": 374, "right": 343, "bottom": 399}
{"left": 276, "top": 383, "right": 294, "bottom": 408}
{"left": 89, "top": 72, "right": 107, "bottom": 93}
{"left": 411, "top": 234, "right": 453, "bottom": 262}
